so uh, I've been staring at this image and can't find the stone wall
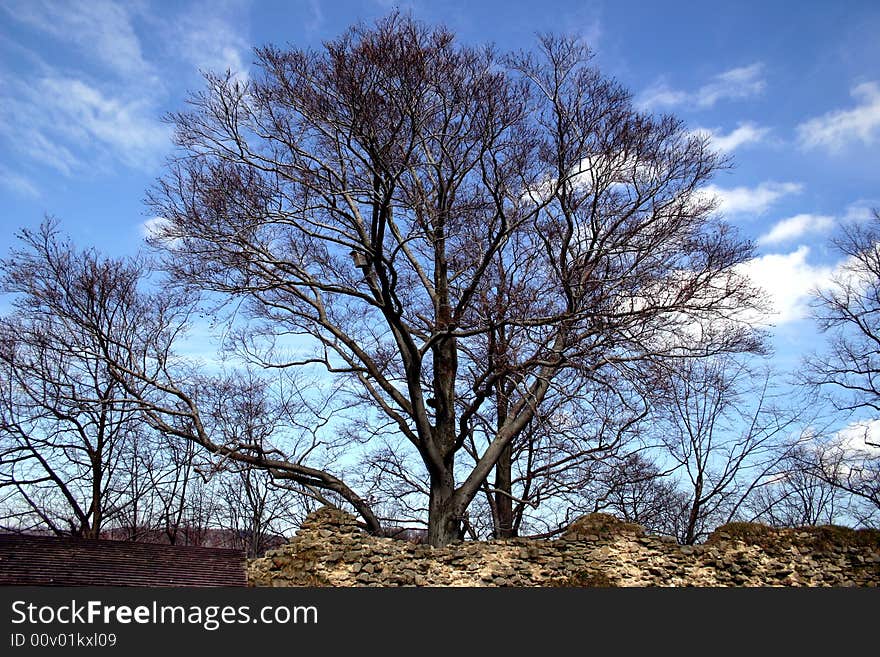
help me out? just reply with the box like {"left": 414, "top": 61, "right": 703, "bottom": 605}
{"left": 248, "top": 507, "right": 880, "bottom": 587}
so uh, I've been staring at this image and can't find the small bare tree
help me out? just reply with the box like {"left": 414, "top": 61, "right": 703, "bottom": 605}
{"left": 198, "top": 369, "right": 316, "bottom": 555}
{"left": 745, "top": 444, "right": 846, "bottom": 527}
{"left": 587, "top": 452, "right": 690, "bottom": 538}
{"left": 0, "top": 221, "right": 148, "bottom": 538}
{"left": 653, "top": 356, "right": 800, "bottom": 543}
{"left": 216, "top": 465, "right": 306, "bottom": 556}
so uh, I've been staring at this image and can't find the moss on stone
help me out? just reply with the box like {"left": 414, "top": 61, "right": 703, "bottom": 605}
{"left": 562, "top": 513, "right": 645, "bottom": 540}
{"left": 708, "top": 521, "right": 880, "bottom": 551}
{"left": 706, "top": 522, "right": 778, "bottom": 547}
{"left": 805, "top": 525, "right": 880, "bottom": 550}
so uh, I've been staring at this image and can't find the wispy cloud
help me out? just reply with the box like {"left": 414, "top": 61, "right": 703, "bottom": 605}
{"left": 757, "top": 214, "right": 835, "bottom": 246}
{"left": 168, "top": 2, "right": 252, "bottom": 81}
{"left": 305, "top": 0, "right": 325, "bottom": 33}
{"left": 0, "top": 164, "right": 39, "bottom": 199}
{"left": 0, "top": 108, "right": 83, "bottom": 176}
{"left": 1, "top": 0, "right": 156, "bottom": 82}
{"left": 638, "top": 84, "right": 687, "bottom": 109}
{"left": 0, "top": 73, "right": 170, "bottom": 175}
{"left": 843, "top": 200, "right": 880, "bottom": 223}
{"left": 797, "top": 81, "right": 880, "bottom": 151}
{"left": 41, "top": 77, "right": 170, "bottom": 167}
{"left": 696, "top": 64, "right": 766, "bottom": 107}
{"left": 0, "top": 0, "right": 252, "bottom": 177}
{"left": 561, "top": 1, "right": 603, "bottom": 50}
{"left": 639, "top": 63, "right": 766, "bottom": 110}
{"left": 702, "top": 181, "right": 803, "bottom": 216}
{"left": 694, "top": 122, "right": 770, "bottom": 153}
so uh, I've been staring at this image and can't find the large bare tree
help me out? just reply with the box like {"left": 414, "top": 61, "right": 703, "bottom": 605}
{"left": 808, "top": 210, "right": 880, "bottom": 413}
{"left": 142, "top": 14, "right": 763, "bottom": 546}
{"left": 804, "top": 209, "right": 880, "bottom": 520}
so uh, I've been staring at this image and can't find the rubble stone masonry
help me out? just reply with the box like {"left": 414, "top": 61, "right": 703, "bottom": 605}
{"left": 248, "top": 507, "right": 880, "bottom": 587}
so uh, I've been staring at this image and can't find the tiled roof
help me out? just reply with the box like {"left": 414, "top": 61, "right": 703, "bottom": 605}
{"left": 0, "top": 534, "right": 247, "bottom": 587}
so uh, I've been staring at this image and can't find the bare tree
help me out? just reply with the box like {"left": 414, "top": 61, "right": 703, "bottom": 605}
{"left": 745, "top": 444, "right": 846, "bottom": 527}
{"left": 0, "top": 221, "right": 148, "bottom": 538}
{"left": 652, "top": 356, "right": 800, "bottom": 543}
{"left": 196, "top": 369, "right": 316, "bottom": 554}
{"left": 112, "top": 430, "right": 172, "bottom": 541}
{"left": 466, "top": 378, "right": 650, "bottom": 538}
{"left": 141, "top": 14, "right": 763, "bottom": 546}
{"left": 808, "top": 210, "right": 880, "bottom": 414}
{"left": 586, "top": 452, "right": 690, "bottom": 538}
{"left": 147, "top": 433, "right": 202, "bottom": 545}
{"left": 0, "top": 220, "right": 351, "bottom": 544}
{"left": 216, "top": 464, "right": 306, "bottom": 556}
{"left": 799, "top": 427, "right": 880, "bottom": 525}
{"left": 803, "top": 210, "right": 880, "bottom": 520}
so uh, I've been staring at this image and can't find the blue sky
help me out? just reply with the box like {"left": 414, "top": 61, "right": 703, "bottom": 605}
{"left": 1, "top": 0, "right": 879, "bottom": 390}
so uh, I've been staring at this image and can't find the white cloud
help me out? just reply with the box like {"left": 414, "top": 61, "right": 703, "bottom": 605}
{"left": 702, "top": 181, "right": 802, "bottom": 217}
{"left": 835, "top": 419, "right": 880, "bottom": 457}
{"left": 738, "top": 246, "right": 835, "bottom": 325}
{"left": 639, "top": 63, "right": 765, "bottom": 110}
{"left": 798, "top": 81, "right": 880, "bottom": 151}
{"left": 1, "top": 0, "right": 155, "bottom": 81}
{"left": 140, "top": 216, "right": 171, "bottom": 240}
{"left": 799, "top": 418, "right": 880, "bottom": 484}
{"left": 140, "top": 216, "right": 183, "bottom": 249}
{"left": 695, "top": 122, "right": 770, "bottom": 152}
{"left": 817, "top": 419, "right": 880, "bottom": 483}
{"left": 757, "top": 214, "right": 835, "bottom": 246}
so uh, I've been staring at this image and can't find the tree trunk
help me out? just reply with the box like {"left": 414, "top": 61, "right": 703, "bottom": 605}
{"left": 685, "top": 475, "right": 703, "bottom": 545}
{"left": 427, "top": 267, "right": 460, "bottom": 546}
{"left": 491, "top": 325, "right": 516, "bottom": 538}
{"left": 494, "top": 442, "right": 515, "bottom": 538}
{"left": 427, "top": 469, "right": 462, "bottom": 547}
{"left": 87, "top": 450, "right": 103, "bottom": 540}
